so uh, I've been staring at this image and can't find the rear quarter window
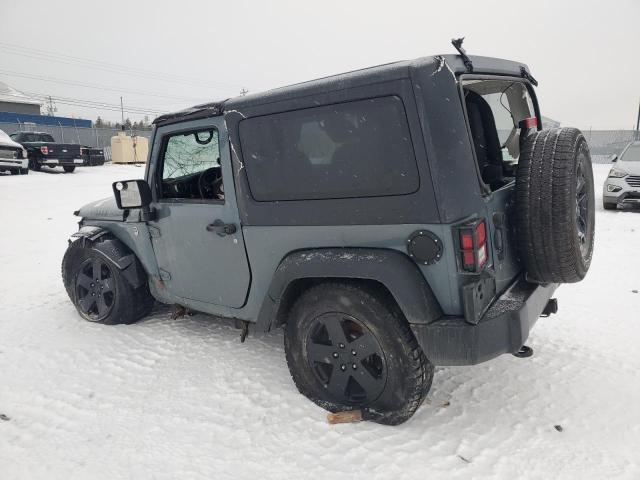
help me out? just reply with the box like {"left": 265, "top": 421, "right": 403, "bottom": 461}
{"left": 238, "top": 96, "right": 419, "bottom": 201}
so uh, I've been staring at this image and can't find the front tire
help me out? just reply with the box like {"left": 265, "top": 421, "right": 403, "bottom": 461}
{"left": 284, "top": 282, "right": 434, "bottom": 425}
{"left": 29, "top": 159, "right": 41, "bottom": 171}
{"left": 20, "top": 168, "right": 29, "bottom": 175}
{"left": 63, "top": 166, "right": 76, "bottom": 173}
{"left": 62, "top": 237, "right": 154, "bottom": 324}
{"left": 603, "top": 201, "right": 617, "bottom": 210}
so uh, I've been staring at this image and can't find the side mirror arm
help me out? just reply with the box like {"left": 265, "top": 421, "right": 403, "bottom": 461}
{"left": 141, "top": 205, "right": 157, "bottom": 222}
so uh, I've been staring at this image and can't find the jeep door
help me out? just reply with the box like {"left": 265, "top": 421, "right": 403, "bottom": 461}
{"left": 147, "top": 117, "right": 250, "bottom": 308}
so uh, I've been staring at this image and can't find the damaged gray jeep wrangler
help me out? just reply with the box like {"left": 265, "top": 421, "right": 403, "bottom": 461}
{"left": 62, "top": 42, "right": 595, "bottom": 425}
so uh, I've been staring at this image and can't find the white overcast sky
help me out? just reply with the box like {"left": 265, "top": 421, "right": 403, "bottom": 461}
{"left": 2, "top": 0, "right": 638, "bottom": 129}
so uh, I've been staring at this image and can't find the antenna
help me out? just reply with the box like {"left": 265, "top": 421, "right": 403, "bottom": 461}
{"left": 636, "top": 97, "right": 640, "bottom": 140}
{"left": 451, "top": 37, "right": 473, "bottom": 72}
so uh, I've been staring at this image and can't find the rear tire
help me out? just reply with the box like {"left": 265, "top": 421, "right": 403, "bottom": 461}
{"left": 61, "top": 237, "right": 154, "bottom": 324}
{"left": 284, "top": 282, "right": 434, "bottom": 425}
{"left": 516, "top": 128, "right": 595, "bottom": 283}
{"left": 29, "top": 159, "right": 41, "bottom": 171}
{"left": 63, "top": 166, "right": 76, "bottom": 173}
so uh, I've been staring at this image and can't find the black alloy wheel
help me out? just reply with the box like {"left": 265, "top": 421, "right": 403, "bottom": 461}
{"left": 285, "top": 282, "right": 434, "bottom": 425}
{"left": 305, "top": 313, "right": 387, "bottom": 405}
{"left": 575, "top": 153, "right": 590, "bottom": 258}
{"left": 74, "top": 257, "right": 116, "bottom": 321}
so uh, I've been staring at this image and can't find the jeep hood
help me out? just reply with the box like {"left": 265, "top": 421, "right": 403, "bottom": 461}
{"left": 77, "top": 197, "right": 125, "bottom": 222}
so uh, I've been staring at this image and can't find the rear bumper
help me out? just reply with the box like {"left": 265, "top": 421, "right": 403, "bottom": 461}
{"left": 410, "top": 277, "right": 557, "bottom": 366}
{"left": 40, "top": 158, "right": 85, "bottom": 166}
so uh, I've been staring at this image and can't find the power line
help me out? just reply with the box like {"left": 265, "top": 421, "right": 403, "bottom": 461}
{"left": 0, "top": 41, "right": 246, "bottom": 90}
{"left": 3, "top": 90, "right": 166, "bottom": 115}
{"left": 0, "top": 69, "right": 210, "bottom": 103}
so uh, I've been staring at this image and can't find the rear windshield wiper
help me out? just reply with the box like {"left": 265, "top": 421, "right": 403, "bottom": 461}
{"left": 452, "top": 37, "right": 473, "bottom": 72}
{"left": 520, "top": 66, "right": 538, "bottom": 87}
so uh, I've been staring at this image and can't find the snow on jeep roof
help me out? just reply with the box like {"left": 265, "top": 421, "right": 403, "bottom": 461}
{"left": 153, "top": 101, "right": 226, "bottom": 127}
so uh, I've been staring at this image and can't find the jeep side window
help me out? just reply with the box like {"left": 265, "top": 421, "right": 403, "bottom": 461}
{"left": 463, "top": 80, "right": 536, "bottom": 191}
{"left": 159, "top": 128, "right": 224, "bottom": 202}
{"left": 239, "top": 96, "right": 418, "bottom": 201}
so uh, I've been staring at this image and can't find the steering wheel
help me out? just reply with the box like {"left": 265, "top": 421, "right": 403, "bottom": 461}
{"left": 198, "top": 167, "right": 223, "bottom": 199}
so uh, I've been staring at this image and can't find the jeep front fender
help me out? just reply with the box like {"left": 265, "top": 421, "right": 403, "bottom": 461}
{"left": 257, "top": 248, "right": 443, "bottom": 331}
{"left": 70, "top": 226, "right": 146, "bottom": 288}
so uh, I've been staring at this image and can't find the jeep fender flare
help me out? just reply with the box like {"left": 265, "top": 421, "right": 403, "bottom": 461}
{"left": 256, "top": 248, "right": 443, "bottom": 332}
{"left": 70, "top": 226, "right": 146, "bottom": 289}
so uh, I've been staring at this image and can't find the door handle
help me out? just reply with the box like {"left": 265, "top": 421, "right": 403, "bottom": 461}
{"left": 206, "top": 219, "right": 237, "bottom": 236}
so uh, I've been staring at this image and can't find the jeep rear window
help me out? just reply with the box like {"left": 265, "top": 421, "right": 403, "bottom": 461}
{"left": 239, "top": 96, "right": 418, "bottom": 201}
{"left": 462, "top": 79, "right": 536, "bottom": 191}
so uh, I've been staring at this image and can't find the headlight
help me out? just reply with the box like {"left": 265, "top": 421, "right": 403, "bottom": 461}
{"left": 21, "top": 148, "right": 27, "bottom": 159}
{"left": 608, "top": 168, "right": 628, "bottom": 178}
{"left": 607, "top": 184, "right": 622, "bottom": 192}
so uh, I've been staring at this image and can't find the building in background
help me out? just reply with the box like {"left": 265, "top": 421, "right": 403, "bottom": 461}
{"left": 0, "top": 80, "right": 91, "bottom": 128}
{"left": 0, "top": 80, "right": 41, "bottom": 115}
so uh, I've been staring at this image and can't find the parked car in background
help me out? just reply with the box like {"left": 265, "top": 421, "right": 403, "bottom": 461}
{"left": 9, "top": 131, "right": 86, "bottom": 173}
{"left": 83, "top": 147, "right": 106, "bottom": 166}
{"left": 603, "top": 141, "right": 640, "bottom": 210}
{"left": 0, "top": 129, "right": 28, "bottom": 175}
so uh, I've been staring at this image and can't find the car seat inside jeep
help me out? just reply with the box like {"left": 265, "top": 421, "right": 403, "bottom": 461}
{"left": 463, "top": 79, "right": 537, "bottom": 192}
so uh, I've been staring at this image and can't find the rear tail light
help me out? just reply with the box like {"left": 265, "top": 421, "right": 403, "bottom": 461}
{"left": 518, "top": 117, "right": 538, "bottom": 130}
{"left": 40, "top": 146, "right": 48, "bottom": 155}
{"left": 458, "top": 219, "right": 488, "bottom": 272}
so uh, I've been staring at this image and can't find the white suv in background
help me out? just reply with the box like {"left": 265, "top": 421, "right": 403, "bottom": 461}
{"left": 603, "top": 141, "right": 640, "bottom": 210}
{"left": 0, "top": 129, "right": 28, "bottom": 175}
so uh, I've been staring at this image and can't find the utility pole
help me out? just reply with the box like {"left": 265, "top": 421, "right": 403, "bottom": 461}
{"left": 636, "top": 97, "right": 640, "bottom": 141}
{"left": 46, "top": 96, "right": 57, "bottom": 116}
{"left": 120, "top": 96, "right": 125, "bottom": 127}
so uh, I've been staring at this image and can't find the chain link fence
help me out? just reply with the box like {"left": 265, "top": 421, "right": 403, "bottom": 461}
{"left": 1, "top": 120, "right": 638, "bottom": 164}
{"left": 584, "top": 130, "right": 639, "bottom": 163}
{"left": 0, "top": 122, "right": 152, "bottom": 161}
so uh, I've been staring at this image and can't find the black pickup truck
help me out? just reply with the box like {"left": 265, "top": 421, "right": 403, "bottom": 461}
{"left": 9, "top": 132, "right": 104, "bottom": 173}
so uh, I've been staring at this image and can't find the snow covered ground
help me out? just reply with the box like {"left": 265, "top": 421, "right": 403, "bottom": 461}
{"left": 0, "top": 163, "right": 639, "bottom": 480}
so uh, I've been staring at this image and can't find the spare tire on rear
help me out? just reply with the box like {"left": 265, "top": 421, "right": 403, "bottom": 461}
{"left": 515, "top": 127, "right": 595, "bottom": 283}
